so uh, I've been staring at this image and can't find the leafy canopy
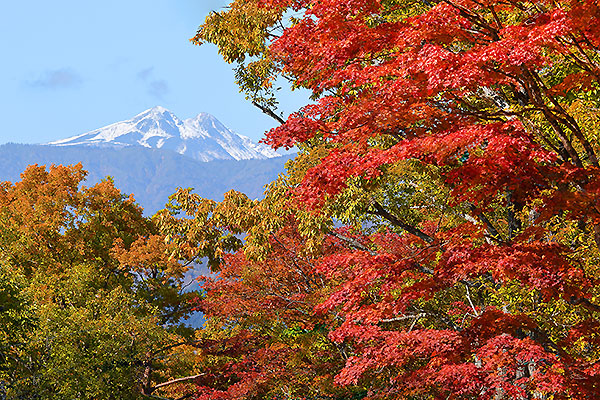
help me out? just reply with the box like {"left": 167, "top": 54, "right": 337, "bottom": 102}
{"left": 190, "top": 0, "right": 600, "bottom": 399}
{"left": 0, "top": 164, "right": 201, "bottom": 399}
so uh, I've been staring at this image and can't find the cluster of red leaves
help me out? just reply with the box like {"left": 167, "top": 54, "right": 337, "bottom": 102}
{"left": 313, "top": 229, "right": 596, "bottom": 398}
{"left": 191, "top": 222, "right": 349, "bottom": 399}
{"left": 193, "top": 0, "right": 600, "bottom": 398}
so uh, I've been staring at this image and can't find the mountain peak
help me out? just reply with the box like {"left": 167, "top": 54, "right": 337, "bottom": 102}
{"left": 150, "top": 105, "right": 168, "bottom": 113}
{"left": 46, "top": 107, "right": 279, "bottom": 162}
{"left": 137, "top": 105, "right": 171, "bottom": 117}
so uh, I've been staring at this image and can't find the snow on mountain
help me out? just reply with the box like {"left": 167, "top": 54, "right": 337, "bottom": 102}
{"left": 46, "top": 106, "right": 280, "bottom": 162}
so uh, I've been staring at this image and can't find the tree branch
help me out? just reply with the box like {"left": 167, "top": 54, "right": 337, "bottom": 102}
{"left": 468, "top": 204, "right": 503, "bottom": 243}
{"left": 150, "top": 340, "right": 202, "bottom": 357}
{"left": 252, "top": 100, "right": 286, "bottom": 125}
{"left": 329, "top": 231, "right": 377, "bottom": 255}
{"left": 568, "top": 296, "right": 600, "bottom": 313}
{"left": 369, "top": 201, "right": 434, "bottom": 243}
{"left": 379, "top": 313, "right": 426, "bottom": 324}
{"left": 144, "top": 373, "right": 206, "bottom": 396}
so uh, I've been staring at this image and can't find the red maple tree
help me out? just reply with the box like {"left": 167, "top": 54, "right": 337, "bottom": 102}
{"left": 192, "top": 1, "right": 600, "bottom": 398}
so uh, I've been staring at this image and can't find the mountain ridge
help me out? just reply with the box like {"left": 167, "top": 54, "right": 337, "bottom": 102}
{"left": 0, "top": 143, "right": 292, "bottom": 215}
{"left": 46, "top": 106, "right": 279, "bottom": 162}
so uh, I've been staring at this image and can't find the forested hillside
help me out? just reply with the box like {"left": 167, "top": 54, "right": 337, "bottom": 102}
{"left": 2, "top": 0, "right": 600, "bottom": 399}
{"left": 0, "top": 144, "right": 292, "bottom": 214}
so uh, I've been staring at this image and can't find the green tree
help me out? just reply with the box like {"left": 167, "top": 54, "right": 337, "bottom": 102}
{"left": 0, "top": 164, "right": 201, "bottom": 399}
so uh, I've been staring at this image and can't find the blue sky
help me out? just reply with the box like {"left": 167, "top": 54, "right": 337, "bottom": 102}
{"left": 0, "top": 1, "right": 305, "bottom": 144}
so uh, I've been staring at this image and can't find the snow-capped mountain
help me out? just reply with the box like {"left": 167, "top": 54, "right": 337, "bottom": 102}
{"left": 47, "top": 106, "right": 279, "bottom": 162}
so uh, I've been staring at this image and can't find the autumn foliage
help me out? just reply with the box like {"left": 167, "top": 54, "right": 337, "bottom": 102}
{"left": 188, "top": 0, "right": 600, "bottom": 399}
{"left": 0, "top": 165, "right": 200, "bottom": 399}
{"left": 3, "top": 0, "right": 600, "bottom": 399}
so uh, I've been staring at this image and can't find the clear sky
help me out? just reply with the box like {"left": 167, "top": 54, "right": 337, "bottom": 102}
{"left": 0, "top": 1, "right": 306, "bottom": 144}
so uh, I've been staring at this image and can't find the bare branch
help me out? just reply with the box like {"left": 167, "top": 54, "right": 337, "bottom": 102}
{"left": 568, "top": 296, "right": 600, "bottom": 312}
{"left": 468, "top": 204, "right": 503, "bottom": 243}
{"left": 464, "top": 284, "right": 480, "bottom": 317}
{"left": 380, "top": 313, "right": 426, "bottom": 324}
{"left": 145, "top": 373, "right": 206, "bottom": 396}
{"left": 329, "top": 231, "right": 377, "bottom": 255}
{"left": 369, "top": 201, "right": 435, "bottom": 243}
{"left": 252, "top": 100, "right": 286, "bottom": 125}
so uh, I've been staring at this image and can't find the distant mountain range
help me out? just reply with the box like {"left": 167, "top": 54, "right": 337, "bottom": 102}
{"left": 0, "top": 107, "right": 292, "bottom": 215}
{"left": 0, "top": 143, "right": 291, "bottom": 215}
{"left": 1, "top": 108, "right": 290, "bottom": 328}
{"left": 0, "top": 108, "right": 292, "bottom": 328}
{"left": 47, "top": 106, "right": 279, "bottom": 162}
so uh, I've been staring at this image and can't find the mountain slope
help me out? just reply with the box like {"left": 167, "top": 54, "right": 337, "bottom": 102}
{"left": 47, "top": 106, "right": 279, "bottom": 162}
{"left": 0, "top": 143, "right": 292, "bottom": 215}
